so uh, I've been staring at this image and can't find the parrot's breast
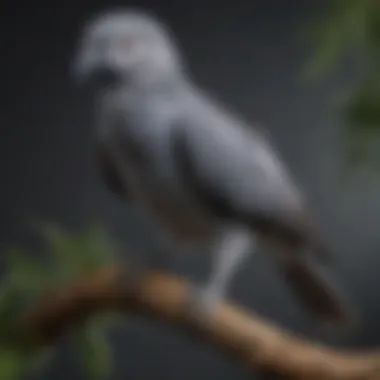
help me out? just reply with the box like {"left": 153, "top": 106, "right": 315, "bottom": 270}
{"left": 108, "top": 92, "right": 218, "bottom": 244}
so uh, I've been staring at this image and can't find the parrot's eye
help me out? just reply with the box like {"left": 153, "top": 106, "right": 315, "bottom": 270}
{"left": 118, "top": 36, "right": 137, "bottom": 51}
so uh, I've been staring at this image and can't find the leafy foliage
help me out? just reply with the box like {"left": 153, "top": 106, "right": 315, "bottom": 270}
{"left": 74, "top": 322, "right": 113, "bottom": 380}
{"left": 0, "top": 222, "right": 123, "bottom": 380}
{"left": 304, "top": 0, "right": 380, "bottom": 168}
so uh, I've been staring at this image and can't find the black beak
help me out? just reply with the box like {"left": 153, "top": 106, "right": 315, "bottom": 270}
{"left": 74, "top": 63, "right": 121, "bottom": 90}
{"left": 88, "top": 67, "right": 121, "bottom": 88}
{"left": 71, "top": 59, "right": 121, "bottom": 92}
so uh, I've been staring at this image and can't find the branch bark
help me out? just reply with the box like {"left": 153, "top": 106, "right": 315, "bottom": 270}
{"left": 19, "top": 264, "right": 380, "bottom": 380}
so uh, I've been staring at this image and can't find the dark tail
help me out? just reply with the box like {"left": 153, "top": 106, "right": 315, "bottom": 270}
{"left": 279, "top": 257, "right": 356, "bottom": 329}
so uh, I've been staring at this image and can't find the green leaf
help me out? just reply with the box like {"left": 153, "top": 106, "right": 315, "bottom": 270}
{"left": 302, "top": 0, "right": 375, "bottom": 80}
{"left": 0, "top": 350, "right": 27, "bottom": 380}
{"left": 344, "top": 81, "right": 380, "bottom": 130}
{"left": 0, "top": 221, "right": 120, "bottom": 380}
{"left": 0, "top": 287, "right": 27, "bottom": 348}
{"left": 365, "top": 4, "right": 380, "bottom": 48}
{"left": 303, "top": 21, "right": 346, "bottom": 80}
{"left": 71, "top": 224, "right": 116, "bottom": 272}
{"left": 0, "top": 284, "right": 12, "bottom": 312}
{"left": 74, "top": 324, "right": 112, "bottom": 380}
{"left": 0, "top": 348, "right": 54, "bottom": 380}
{"left": 29, "top": 220, "right": 115, "bottom": 282}
{"left": 302, "top": 1, "right": 349, "bottom": 78}
{"left": 6, "top": 248, "right": 49, "bottom": 292}
{"left": 30, "top": 221, "right": 85, "bottom": 281}
{"left": 302, "top": 0, "right": 380, "bottom": 170}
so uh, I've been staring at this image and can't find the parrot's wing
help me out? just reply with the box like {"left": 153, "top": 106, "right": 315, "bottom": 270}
{"left": 170, "top": 112, "right": 313, "bottom": 246}
{"left": 96, "top": 139, "right": 131, "bottom": 200}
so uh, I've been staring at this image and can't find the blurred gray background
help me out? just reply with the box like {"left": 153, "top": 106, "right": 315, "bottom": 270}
{"left": 1, "top": 0, "right": 380, "bottom": 379}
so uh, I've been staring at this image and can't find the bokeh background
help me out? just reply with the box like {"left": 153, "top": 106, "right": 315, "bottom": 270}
{"left": 1, "top": 0, "right": 380, "bottom": 379}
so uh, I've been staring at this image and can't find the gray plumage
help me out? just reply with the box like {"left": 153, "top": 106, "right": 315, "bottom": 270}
{"left": 72, "top": 8, "right": 355, "bottom": 328}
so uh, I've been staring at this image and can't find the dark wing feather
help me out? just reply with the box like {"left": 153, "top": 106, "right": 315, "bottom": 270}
{"left": 96, "top": 140, "right": 131, "bottom": 200}
{"left": 169, "top": 120, "right": 329, "bottom": 259}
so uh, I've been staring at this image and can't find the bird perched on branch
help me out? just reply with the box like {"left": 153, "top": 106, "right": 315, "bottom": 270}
{"left": 71, "top": 8, "right": 355, "bottom": 328}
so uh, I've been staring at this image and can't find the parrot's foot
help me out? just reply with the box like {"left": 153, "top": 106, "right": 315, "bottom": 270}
{"left": 186, "top": 283, "right": 222, "bottom": 325}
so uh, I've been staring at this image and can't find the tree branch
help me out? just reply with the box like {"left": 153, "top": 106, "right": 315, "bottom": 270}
{"left": 18, "top": 264, "right": 380, "bottom": 379}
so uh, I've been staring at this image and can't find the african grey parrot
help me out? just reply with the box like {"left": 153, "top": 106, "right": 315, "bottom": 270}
{"left": 71, "top": 8, "right": 354, "bottom": 327}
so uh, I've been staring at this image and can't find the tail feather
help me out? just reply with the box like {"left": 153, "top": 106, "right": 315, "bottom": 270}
{"left": 280, "top": 258, "right": 356, "bottom": 329}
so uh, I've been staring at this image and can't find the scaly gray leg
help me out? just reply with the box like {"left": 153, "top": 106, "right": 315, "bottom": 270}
{"left": 187, "top": 225, "right": 255, "bottom": 322}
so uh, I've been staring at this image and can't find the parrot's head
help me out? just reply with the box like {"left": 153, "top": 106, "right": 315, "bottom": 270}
{"left": 71, "top": 8, "right": 183, "bottom": 91}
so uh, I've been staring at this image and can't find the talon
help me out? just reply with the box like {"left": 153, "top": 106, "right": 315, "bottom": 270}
{"left": 187, "top": 284, "right": 219, "bottom": 323}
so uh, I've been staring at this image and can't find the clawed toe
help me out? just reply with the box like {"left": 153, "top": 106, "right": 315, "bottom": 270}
{"left": 186, "top": 284, "right": 220, "bottom": 324}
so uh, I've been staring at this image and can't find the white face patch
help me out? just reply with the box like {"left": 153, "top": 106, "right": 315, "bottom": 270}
{"left": 76, "top": 10, "right": 180, "bottom": 80}
{"left": 107, "top": 34, "right": 144, "bottom": 68}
